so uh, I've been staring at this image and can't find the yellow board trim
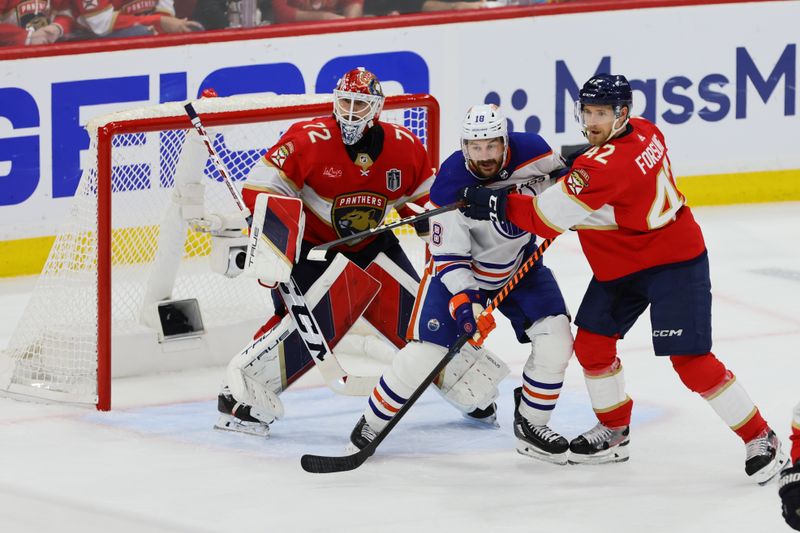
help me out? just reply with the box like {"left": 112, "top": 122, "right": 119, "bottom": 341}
{"left": 677, "top": 168, "right": 800, "bottom": 206}
{"left": 2, "top": 169, "right": 798, "bottom": 278}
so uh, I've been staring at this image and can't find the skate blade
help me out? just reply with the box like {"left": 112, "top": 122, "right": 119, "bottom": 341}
{"left": 213, "top": 414, "right": 270, "bottom": 438}
{"left": 568, "top": 443, "right": 630, "bottom": 465}
{"left": 750, "top": 449, "right": 790, "bottom": 485}
{"left": 516, "top": 442, "right": 568, "bottom": 465}
{"left": 462, "top": 413, "right": 499, "bottom": 429}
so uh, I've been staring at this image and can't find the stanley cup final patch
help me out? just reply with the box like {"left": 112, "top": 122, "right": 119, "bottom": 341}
{"left": 566, "top": 168, "right": 590, "bottom": 196}
{"left": 386, "top": 168, "right": 402, "bottom": 192}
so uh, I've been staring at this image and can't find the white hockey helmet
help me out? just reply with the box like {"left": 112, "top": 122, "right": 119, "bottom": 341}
{"left": 333, "top": 67, "right": 385, "bottom": 145}
{"left": 461, "top": 104, "right": 509, "bottom": 178}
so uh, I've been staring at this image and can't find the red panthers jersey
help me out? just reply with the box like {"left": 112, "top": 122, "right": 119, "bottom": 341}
{"left": 506, "top": 117, "right": 706, "bottom": 281}
{"left": 242, "top": 116, "right": 434, "bottom": 252}
{"left": 70, "top": 0, "right": 172, "bottom": 36}
{"left": 1, "top": 0, "right": 73, "bottom": 33}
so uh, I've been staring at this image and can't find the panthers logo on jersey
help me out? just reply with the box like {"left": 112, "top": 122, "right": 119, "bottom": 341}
{"left": 332, "top": 191, "right": 387, "bottom": 240}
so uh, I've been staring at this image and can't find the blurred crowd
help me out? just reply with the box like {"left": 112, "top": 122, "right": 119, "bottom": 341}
{"left": 0, "top": 0, "right": 575, "bottom": 46}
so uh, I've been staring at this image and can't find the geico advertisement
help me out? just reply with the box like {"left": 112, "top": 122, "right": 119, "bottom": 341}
{"left": 0, "top": 0, "right": 797, "bottom": 241}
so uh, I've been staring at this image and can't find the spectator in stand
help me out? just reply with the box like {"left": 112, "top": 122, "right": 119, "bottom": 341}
{"left": 192, "top": 0, "right": 271, "bottom": 30}
{"left": 363, "top": 0, "right": 521, "bottom": 16}
{"left": 70, "top": 0, "right": 203, "bottom": 39}
{"left": 272, "top": 0, "right": 363, "bottom": 23}
{"left": 1, "top": 0, "right": 74, "bottom": 45}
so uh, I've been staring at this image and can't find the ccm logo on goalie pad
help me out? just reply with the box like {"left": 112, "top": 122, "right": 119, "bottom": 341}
{"left": 279, "top": 282, "right": 330, "bottom": 363}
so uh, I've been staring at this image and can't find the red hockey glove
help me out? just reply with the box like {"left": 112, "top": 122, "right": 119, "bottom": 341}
{"left": 448, "top": 290, "right": 496, "bottom": 346}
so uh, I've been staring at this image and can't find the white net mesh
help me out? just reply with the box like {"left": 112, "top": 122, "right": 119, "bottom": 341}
{"left": 0, "top": 94, "right": 434, "bottom": 407}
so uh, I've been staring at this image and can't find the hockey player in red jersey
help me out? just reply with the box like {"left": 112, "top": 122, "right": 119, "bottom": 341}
{"left": 461, "top": 73, "right": 788, "bottom": 483}
{"left": 214, "top": 67, "right": 436, "bottom": 436}
{"left": 780, "top": 402, "right": 800, "bottom": 529}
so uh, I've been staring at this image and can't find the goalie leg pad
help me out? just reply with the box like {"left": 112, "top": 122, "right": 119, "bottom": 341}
{"left": 362, "top": 250, "right": 420, "bottom": 349}
{"left": 243, "top": 193, "right": 305, "bottom": 284}
{"left": 225, "top": 255, "right": 381, "bottom": 411}
{"left": 435, "top": 344, "right": 510, "bottom": 413}
{"left": 225, "top": 317, "right": 291, "bottom": 422}
{"left": 519, "top": 314, "right": 573, "bottom": 426}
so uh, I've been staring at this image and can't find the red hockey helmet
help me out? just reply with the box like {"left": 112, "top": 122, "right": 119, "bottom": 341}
{"left": 333, "top": 67, "right": 385, "bottom": 145}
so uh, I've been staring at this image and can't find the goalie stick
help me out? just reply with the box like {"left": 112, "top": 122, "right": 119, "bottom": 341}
{"left": 305, "top": 176, "right": 552, "bottom": 261}
{"left": 184, "top": 102, "right": 381, "bottom": 396}
{"left": 300, "top": 237, "right": 556, "bottom": 473}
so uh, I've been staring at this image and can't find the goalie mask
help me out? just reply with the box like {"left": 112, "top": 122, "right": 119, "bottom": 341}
{"left": 461, "top": 104, "right": 509, "bottom": 180}
{"left": 333, "top": 67, "right": 385, "bottom": 146}
{"left": 574, "top": 74, "right": 633, "bottom": 145}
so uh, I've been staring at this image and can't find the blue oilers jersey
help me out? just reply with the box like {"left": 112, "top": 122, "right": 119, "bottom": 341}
{"left": 428, "top": 132, "right": 564, "bottom": 294}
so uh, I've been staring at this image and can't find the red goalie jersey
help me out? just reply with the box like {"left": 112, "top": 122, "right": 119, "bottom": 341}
{"left": 507, "top": 117, "right": 706, "bottom": 281}
{"left": 242, "top": 115, "right": 434, "bottom": 252}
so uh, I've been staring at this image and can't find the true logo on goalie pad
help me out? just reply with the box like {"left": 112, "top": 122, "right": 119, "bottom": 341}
{"left": 385, "top": 168, "right": 401, "bottom": 192}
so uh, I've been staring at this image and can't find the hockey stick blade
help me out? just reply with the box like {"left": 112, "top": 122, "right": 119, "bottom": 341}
{"left": 300, "top": 333, "right": 471, "bottom": 474}
{"left": 305, "top": 201, "right": 464, "bottom": 261}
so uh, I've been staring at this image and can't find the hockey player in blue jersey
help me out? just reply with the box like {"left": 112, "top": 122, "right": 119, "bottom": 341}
{"left": 347, "top": 104, "right": 575, "bottom": 464}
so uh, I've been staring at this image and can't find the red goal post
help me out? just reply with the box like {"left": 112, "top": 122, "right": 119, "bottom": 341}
{"left": 0, "top": 93, "right": 439, "bottom": 411}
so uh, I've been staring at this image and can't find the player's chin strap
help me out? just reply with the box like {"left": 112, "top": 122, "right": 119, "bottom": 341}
{"left": 305, "top": 176, "right": 550, "bottom": 262}
{"left": 184, "top": 101, "right": 379, "bottom": 396}
{"left": 300, "top": 236, "right": 556, "bottom": 474}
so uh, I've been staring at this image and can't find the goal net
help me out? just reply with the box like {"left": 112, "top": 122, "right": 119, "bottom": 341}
{"left": 0, "top": 93, "right": 439, "bottom": 410}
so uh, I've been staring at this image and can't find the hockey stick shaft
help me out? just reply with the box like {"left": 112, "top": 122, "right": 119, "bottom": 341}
{"left": 305, "top": 176, "right": 550, "bottom": 262}
{"left": 300, "top": 236, "right": 555, "bottom": 473}
{"left": 306, "top": 201, "right": 463, "bottom": 261}
{"left": 184, "top": 102, "right": 379, "bottom": 396}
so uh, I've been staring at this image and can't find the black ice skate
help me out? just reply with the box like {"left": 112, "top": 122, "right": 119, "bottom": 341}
{"left": 568, "top": 421, "right": 630, "bottom": 465}
{"left": 346, "top": 415, "right": 379, "bottom": 454}
{"left": 464, "top": 402, "right": 499, "bottom": 427}
{"left": 214, "top": 387, "right": 271, "bottom": 437}
{"left": 513, "top": 387, "right": 568, "bottom": 464}
{"left": 745, "top": 428, "right": 789, "bottom": 485}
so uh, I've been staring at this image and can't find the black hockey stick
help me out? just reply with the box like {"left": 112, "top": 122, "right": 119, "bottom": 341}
{"left": 300, "top": 236, "right": 555, "bottom": 473}
{"left": 305, "top": 201, "right": 463, "bottom": 261}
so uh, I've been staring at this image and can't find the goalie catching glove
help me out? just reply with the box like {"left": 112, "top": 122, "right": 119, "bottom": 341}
{"left": 243, "top": 193, "right": 305, "bottom": 284}
{"left": 448, "top": 290, "right": 496, "bottom": 346}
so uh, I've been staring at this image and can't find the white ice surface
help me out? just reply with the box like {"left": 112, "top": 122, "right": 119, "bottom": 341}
{"left": 0, "top": 202, "right": 798, "bottom": 533}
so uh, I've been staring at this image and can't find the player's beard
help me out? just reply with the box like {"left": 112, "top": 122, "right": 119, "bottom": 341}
{"left": 471, "top": 157, "right": 502, "bottom": 179}
{"left": 584, "top": 127, "right": 608, "bottom": 146}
